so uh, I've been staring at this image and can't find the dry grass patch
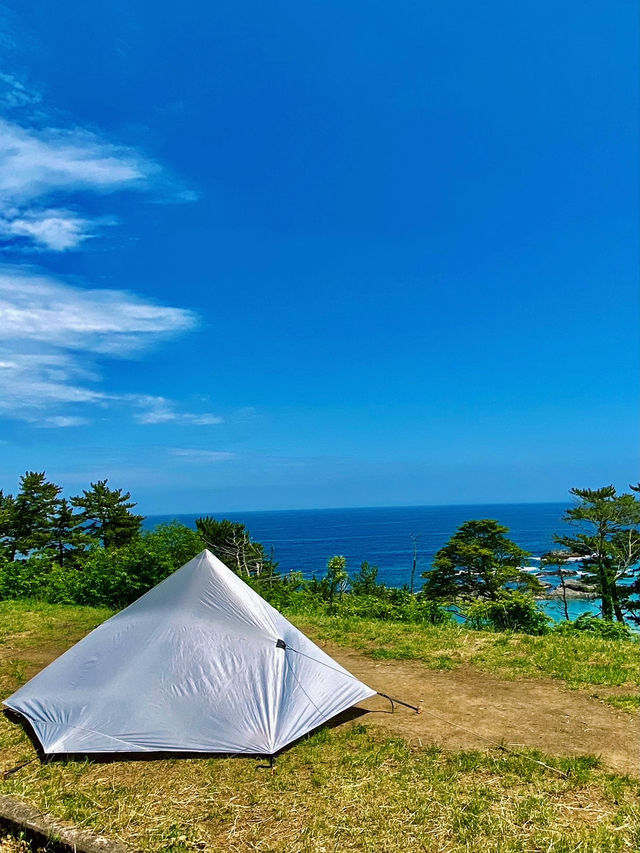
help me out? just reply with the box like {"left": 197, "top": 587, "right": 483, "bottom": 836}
{"left": 1, "top": 724, "right": 639, "bottom": 852}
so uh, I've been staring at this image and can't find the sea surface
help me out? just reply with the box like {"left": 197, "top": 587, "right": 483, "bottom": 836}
{"left": 145, "top": 503, "right": 599, "bottom": 622}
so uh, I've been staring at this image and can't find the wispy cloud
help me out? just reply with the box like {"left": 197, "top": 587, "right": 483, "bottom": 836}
{"left": 0, "top": 118, "right": 149, "bottom": 199}
{"left": 0, "top": 73, "right": 42, "bottom": 110}
{"left": 0, "top": 72, "right": 205, "bottom": 429}
{"left": 0, "top": 75, "right": 196, "bottom": 251}
{"left": 0, "top": 208, "right": 95, "bottom": 251}
{"left": 170, "top": 449, "right": 236, "bottom": 463}
{"left": 0, "top": 267, "right": 196, "bottom": 355}
{"left": 0, "top": 265, "right": 198, "bottom": 424}
{"left": 36, "top": 415, "right": 91, "bottom": 428}
{"left": 130, "top": 395, "right": 223, "bottom": 426}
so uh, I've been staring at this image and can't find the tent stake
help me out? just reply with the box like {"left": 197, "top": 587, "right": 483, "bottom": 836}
{"left": 3, "top": 757, "right": 36, "bottom": 778}
{"left": 377, "top": 692, "right": 422, "bottom": 714}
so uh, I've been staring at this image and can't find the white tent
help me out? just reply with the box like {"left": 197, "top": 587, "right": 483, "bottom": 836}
{"left": 4, "top": 550, "right": 375, "bottom": 757}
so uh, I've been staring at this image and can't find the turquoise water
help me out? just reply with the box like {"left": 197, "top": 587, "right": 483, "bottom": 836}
{"left": 145, "top": 503, "right": 601, "bottom": 622}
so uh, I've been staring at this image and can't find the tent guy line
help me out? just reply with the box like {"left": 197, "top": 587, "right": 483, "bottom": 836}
{"left": 284, "top": 644, "right": 422, "bottom": 714}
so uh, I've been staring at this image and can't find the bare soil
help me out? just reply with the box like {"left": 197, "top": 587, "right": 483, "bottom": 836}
{"left": 322, "top": 641, "right": 640, "bottom": 776}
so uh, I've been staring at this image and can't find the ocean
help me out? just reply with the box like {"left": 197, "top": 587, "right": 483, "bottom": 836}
{"left": 146, "top": 502, "right": 600, "bottom": 622}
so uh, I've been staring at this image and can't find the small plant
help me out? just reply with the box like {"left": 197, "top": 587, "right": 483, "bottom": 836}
{"left": 463, "top": 591, "right": 550, "bottom": 635}
{"left": 552, "top": 613, "right": 634, "bottom": 640}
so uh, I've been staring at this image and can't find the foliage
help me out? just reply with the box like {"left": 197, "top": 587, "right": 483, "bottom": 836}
{"left": 195, "top": 516, "right": 277, "bottom": 578}
{"left": 71, "top": 480, "right": 144, "bottom": 549}
{"left": 0, "top": 522, "right": 204, "bottom": 608}
{"left": 0, "top": 490, "right": 16, "bottom": 561}
{"left": 12, "top": 471, "right": 61, "bottom": 558}
{"left": 552, "top": 613, "right": 634, "bottom": 641}
{"left": 553, "top": 485, "right": 640, "bottom": 624}
{"left": 0, "top": 553, "right": 52, "bottom": 601}
{"left": 350, "top": 560, "right": 383, "bottom": 596}
{"left": 463, "top": 591, "right": 550, "bottom": 635}
{"left": 67, "top": 523, "right": 205, "bottom": 609}
{"left": 47, "top": 498, "right": 89, "bottom": 567}
{"left": 328, "top": 590, "right": 451, "bottom": 624}
{"left": 325, "top": 555, "right": 348, "bottom": 608}
{"left": 422, "top": 519, "right": 543, "bottom": 602}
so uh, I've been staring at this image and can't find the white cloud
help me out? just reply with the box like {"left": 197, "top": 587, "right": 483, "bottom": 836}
{"left": 0, "top": 73, "right": 42, "bottom": 110}
{"left": 0, "top": 118, "right": 149, "bottom": 200}
{"left": 170, "top": 449, "right": 236, "bottom": 463}
{"left": 131, "top": 395, "right": 223, "bottom": 426}
{"left": 0, "top": 267, "right": 196, "bottom": 355}
{"left": 0, "top": 351, "right": 107, "bottom": 415}
{"left": 0, "top": 77, "right": 196, "bottom": 250}
{"left": 0, "top": 208, "right": 93, "bottom": 250}
{"left": 0, "top": 266, "right": 198, "bottom": 424}
{"left": 36, "top": 415, "right": 91, "bottom": 428}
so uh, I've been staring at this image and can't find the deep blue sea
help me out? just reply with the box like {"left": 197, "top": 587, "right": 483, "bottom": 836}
{"left": 146, "top": 503, "right": 601, "bottom": 623}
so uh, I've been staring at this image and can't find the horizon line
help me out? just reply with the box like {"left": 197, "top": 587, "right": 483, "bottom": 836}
{"left": 143, "top": 498, "right": 571, "bottom": 518}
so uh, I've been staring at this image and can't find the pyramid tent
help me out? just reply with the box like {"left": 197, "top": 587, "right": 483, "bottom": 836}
{"left": 4, "top": 550, "right": 375, "bottom": 757}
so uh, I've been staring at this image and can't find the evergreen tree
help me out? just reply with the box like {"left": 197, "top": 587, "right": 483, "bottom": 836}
{"left": 554, "top": 486, "right": 640, "bottom": 623}
{"left": 71, "top": 480, "right": 144, "bottom": 549}
{"left": 0, "top": 489, "right": 16, "bottom": 560}
{"left": 422, "top": 519, "right": 541, "bottom": 601}
{"left": 195, "top": 516, "right": 277, "bottom": 578}
{"left": 47, "top": 498, "right": 88, "bottom": 567}
{"left": 13, "top": 472, "right": 61, "bottom": 557}
{"left": 351, "top": 560, "right": 382, "bottom": 596}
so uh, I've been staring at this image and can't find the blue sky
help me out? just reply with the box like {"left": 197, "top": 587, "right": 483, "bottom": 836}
{"left": 0, "top": 1, "right": 637, "bottom": 513}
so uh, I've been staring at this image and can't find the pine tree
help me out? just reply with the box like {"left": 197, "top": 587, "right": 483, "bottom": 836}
{"left": 47, "top": 498, "right": 88, "bottom": 567}
{"left": 195, "top": 516, "right": 277, "bottom": 578}
{"left": 554, "top": 486, "right": 640, "bottom": 623}
{"left": 422, "top": 519, "right": 541, "bottom": 601}
{"left": 71, "top": 480, "right": 144, "bottom": 549}
{"left": 13, "top": 471, "right": 61, "bottom": 557}
{"left": 0, "top": 489, "right": 16, "bottom": 560}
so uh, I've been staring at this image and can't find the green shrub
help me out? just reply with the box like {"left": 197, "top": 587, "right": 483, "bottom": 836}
{"left": 71, "top": 523, "right": 204, "bottom": 608}
{"left": 463, "top": 592, "right": 550, "bottom": 635}
{"left": 0, "top": 522, "right": 205, "bottom": 609}
{"left": 335, "top": 591, "right": 452, "bottom": 625}
{"left": 552, "top": 613, "right": 634, "bottom": 640}
{"left": 0, "top": 553, "right": 51, "bottom": 599}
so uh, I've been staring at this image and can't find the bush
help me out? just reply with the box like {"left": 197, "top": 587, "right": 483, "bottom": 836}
{"left": 72, "top": 523, "right": 204, "bottom": 608}
{"left": 335, "top": 591, "right": 452, "bottom": 625}
{"left": 552, "top": 613, "right": 634, "bottom": 640}
{"left": 463, "top": 591, "right": 550, "bottom": 635}
{"left": 0, "top": 522, "right": 205, "bottom": 608}
{"left": 0, "top": 554, "right": 50, "bottom": 600}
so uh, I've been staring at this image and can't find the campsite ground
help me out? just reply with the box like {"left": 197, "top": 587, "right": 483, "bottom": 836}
{"left": 0, "top": 601, "right": 638, "bottom": 851}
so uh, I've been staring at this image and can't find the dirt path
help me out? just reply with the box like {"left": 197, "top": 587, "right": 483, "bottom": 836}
{"left": 6, "top": 632, "right": 638, "bottom": 777}
{"left": 323, "top": 642, "right": 640, "bottom": 776}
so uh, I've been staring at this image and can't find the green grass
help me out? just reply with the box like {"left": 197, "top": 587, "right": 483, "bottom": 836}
{"left": 1, "top": 722, "right": 638, "bottom": 852}
{"left": 593, "top": 694, "right": 640, "bottom": 713}
{"left": 286, "top": 611, "right": 640, "bottom": 689}
{"left": 0, "top": 599, "right": 111, "bottom": 652}
{"left": 0, "top": 600, "right": 639, "bottom": 851}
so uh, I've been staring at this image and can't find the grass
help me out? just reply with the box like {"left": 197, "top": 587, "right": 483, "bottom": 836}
{"left": 1, "top": 724, "right": 639, "bottom": 852}
{"left": 286, "top": 611, "right": 640, "bottom": 689}
{"left": 593, "top": 694, "right": 640, "bottom": 713}
{"left": 0, "top": 600, "right": 639, "bottom": 852}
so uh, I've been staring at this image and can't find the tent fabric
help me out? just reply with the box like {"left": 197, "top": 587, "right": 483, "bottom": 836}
{"left": 4, "top": 550, "right": 375, "bottom": 756}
